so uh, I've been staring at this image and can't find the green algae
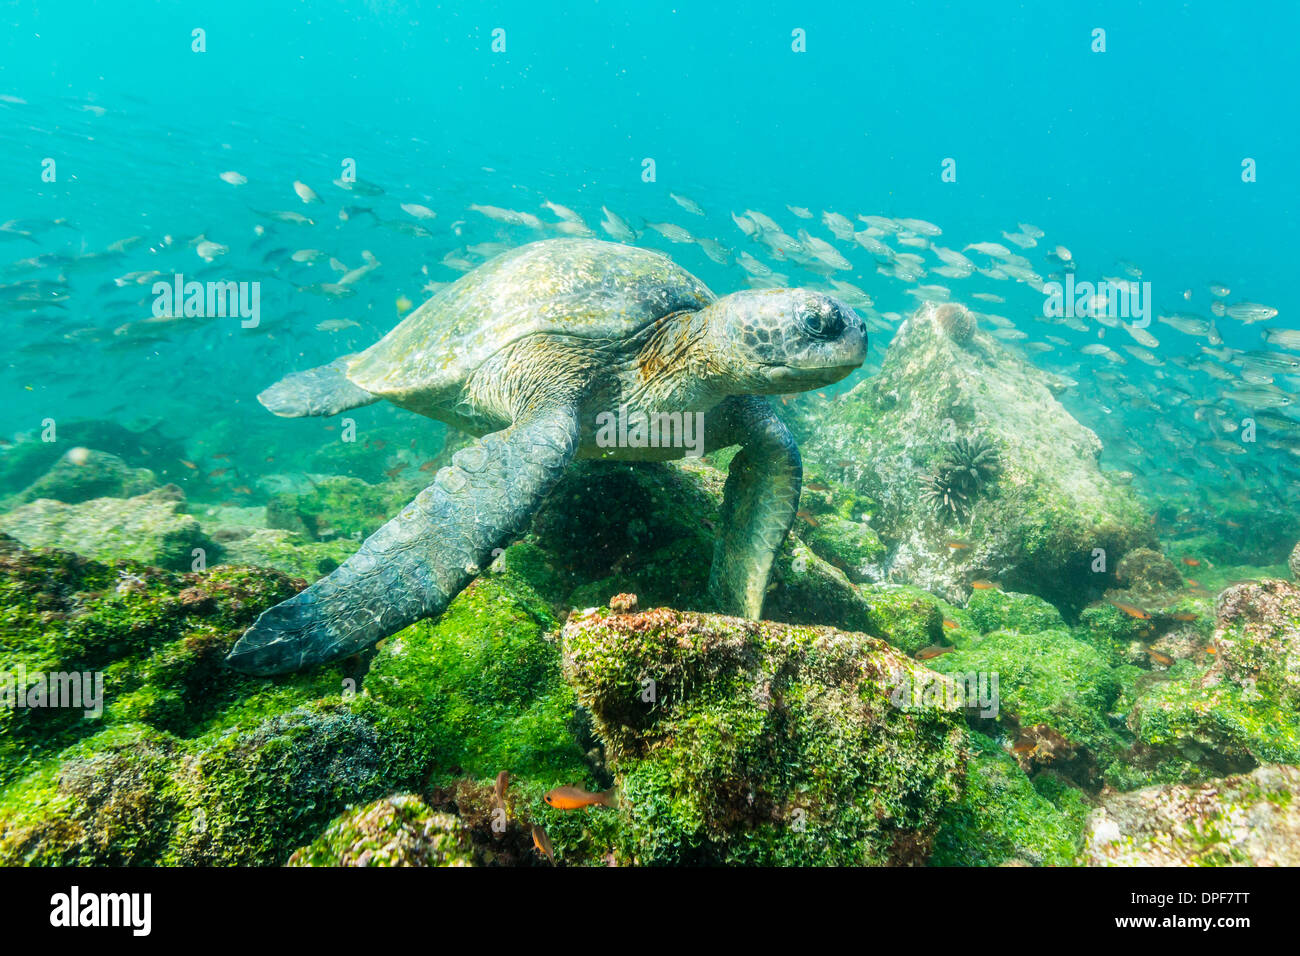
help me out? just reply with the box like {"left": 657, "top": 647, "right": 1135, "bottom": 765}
{"left": 564, "top": 608, "right": 968, "bottom": 865}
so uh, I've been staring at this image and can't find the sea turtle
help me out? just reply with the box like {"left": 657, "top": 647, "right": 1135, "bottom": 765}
{"left": 227, "top": 238, "right": 865, "bottom": 675}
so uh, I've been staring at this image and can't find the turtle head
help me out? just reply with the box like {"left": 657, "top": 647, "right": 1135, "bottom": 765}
{"left": 705, "top": 288, "right": 867, "bottom": 394}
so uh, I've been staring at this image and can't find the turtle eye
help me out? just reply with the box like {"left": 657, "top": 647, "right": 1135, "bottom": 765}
{"left": 798, "top": 302, "right": 843, "bottom": 339}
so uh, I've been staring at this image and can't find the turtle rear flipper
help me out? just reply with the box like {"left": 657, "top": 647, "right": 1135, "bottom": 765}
{"left": 225, "top": 402, "right": 581, "bottom": 675}
{"left": 258, "top": 356, "right": 379, "bottom": 417}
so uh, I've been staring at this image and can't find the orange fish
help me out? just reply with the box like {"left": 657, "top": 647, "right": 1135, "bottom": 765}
{"left": 493, "top": 770, "right": 509, "bottom": 811}
{"left": 795, "top": 510, "right": 819, "bottom": 527}
{"left": 944, "top": 539, "right": 970, "bottom": 551}
{"left": 232, "top": 485, "right": 252, "bottom": 495}
{"left": 180, "top": 459, "right": 198, "bottom": 470}
{"left": 1181, "top": 557, "right": 1200, "bottom": 567}
{"left": 385, "top": 463, "right": 408, "bottom": 478}
{"left": 530, "top": 825, "right": 555, "bottom": 864}
{"left": 1170, "top": 612, "right": 1197, "bottom": 622}
{"left": 942, "top": 619, "right": 959, "bottom": 630}
{"left": 1148, "top": 650, "right": 1174, "bottom": 667}
{"left": 1205, "top": 646, "right": 1216, "bottom": 656}
{"left": 418, "top": 460, "right": 438, "bottom": 472}
{"left": 1109, "top": 600, "right": 1152, "bottom": 620}
{"left": 543, "top": 786, "right": 617, "bottom": 810}
{"left": 805, "top": 481, "right": 831, "bottom": 492}
{"left": 970, "top": 580, "right": 999, "bottom": 591}
{"left": 916, "top": 645, "right": 955, "bottom": 661}
{"left": 210, "top": 452, "right": 230, "bottom": 461}
{"left": 208, "top": 467, "right": 228, "bottom": 478}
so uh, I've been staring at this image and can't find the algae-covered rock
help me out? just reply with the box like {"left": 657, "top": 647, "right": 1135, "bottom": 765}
{"left": 0, "top": 723, "right": 181, "bottom": 866}
{"left": 216, "top": 528, "right": 359, "bottom": 580}
{"left": 1210, "top": 579, "right": 1300, "bottom": 709}
{"left": 927, "top": 627, "right": 1123, "bottom": 785}
{"left": 1290, "top": 541, "right": 1300, "bottom": 581}
{"left": 1125, "top": 579, "right": 1300, "bottom": 783}
{"left": 1083, "top": 765, "right": 1300, "bottom": 866}
{"left": 12, "top": 448, "right": 155, "bottom": 505}
{"left": 788, "top": 476, "right": 887, "bottom": 582}
{"left": 353, "top": 572, "right": 587, "bottom": 786}
{"left": 967, "top": 588, "right": 1066, "bottom": 634}
{"left": 529, "top": 458, "right": 872, "bottom": 632}
{"left": 563, "top": 607, "right": 967, "bottom": 865}
{"left": 0, "top": 485, "right": 211, "bottom": 570}
{"left": 860, "top": 583, "right": 945, "bottom": 654}
{"left": 265, "top": 476, "right": 411, "bottom": 541}
{"left": 801, "top": 302, "right": 1156, "bottom": 612}
{"left": 931, "top": 732, "right": 1080, "bottom": 866}
{"left": 0, "top": 534, "right": 364, "bottom": 864}
{"left": 765, "top": 539, "right": 874, "bottom": 633}
{"left": 164, "top": 704, "right": 392, "bottom": 866}
{"left": 1115, "top": 547, "right": 1184, "bottom": 595}
{"left": 287, "top": 794, "right": 474, "bottom": 866}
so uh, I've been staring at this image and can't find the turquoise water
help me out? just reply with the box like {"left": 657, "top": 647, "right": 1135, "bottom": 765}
{"left": 6, "top": 0, "right": 1300, "bottom": 875}
{"left": 2, "top": 0, "right": 1298, "bottom": 517}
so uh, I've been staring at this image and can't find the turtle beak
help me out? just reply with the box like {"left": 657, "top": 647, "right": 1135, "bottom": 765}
{"left": 788, "top": 306, "right": 867, "bottom": 377}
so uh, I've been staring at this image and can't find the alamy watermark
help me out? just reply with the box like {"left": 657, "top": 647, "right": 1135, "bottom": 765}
{"left": 2, "top": 665, "right": 103, "bottom": 718}
{"left": 1043, "top": 275, "right": 1151, "bottom": 326}
{"left": 890, "top": 670, "right": 999, "bottom": 719}
{"left": 152, "top": 273, "right": 260, "bottom": 328}
{"left": 595, "top": 404, "right": 705, "bottom": 457}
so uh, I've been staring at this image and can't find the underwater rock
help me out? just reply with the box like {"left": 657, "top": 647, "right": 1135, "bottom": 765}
{"left": 0, "top": 538, "right": 311, "bottom": 784}
{"left": 0, "top": 537, "right": 377, "bottom": 864}
{"left": 802, "top": 301, "right": 1156, "bottom": 612}
{"left": 1124, "top": 578, "right": 1300, "bottom": 785}
{"left": 927, "top": 626, "right": 1123, "bottom": 787}
{"left": 1290, "top": 541, "right": 1300, "bottom": 581}
{"left": 528, "top": 459, "right": 718, "bottom": 612}
{"left": 1115, "top": 547, "right": 1184, "bottom": 595}
{"left": 265, "top": 475, "right": 412, "bottom": 541}
{"left": 12, "top": 448, "right": 155, "bottom": 505}
{"left": 0, "top": 724, "right": 182, "bottom": 866}
{"left": 215, "top": 527, "right": 359, "bottom": 580}
{"left": 765, "top": 539, "right": 875, "bottom": 633}
{"left": 164, "top": 704, "right": 393, "bottom": 866}
{"left": 287, "top": 794, "right": 474, "bottom": 866}
{"left": 859, "top": 583, "right": 946, "bottom": 654}
{"left": 1082, "top": 764, "right": 1300, "bottom": 866}
{"left": 930, "top": 732, "right": 1084, "bottom": 866}
{"left": 0, "top": 530, "right": 572, "bottom": 866}
{"left": 797, "top": 510, "right": 886, "bottom": 583}
{"left": 967, "top": 588, "right": 1066, "bottom": 634}
{"left": 563, "top": 606, "right": 968, "bottom": 864}
{"left": 932, "top": 302, "right": 976, "bottom": 346}
{"left": 1208, "top": 579, "right": 1300, "bottom": 708}
{"left": 529, "top": 458, "right": 872, "bottom": 634}
{"left": 0, "top": 421, "right": 185, "bottom": 497}
{"left": 0, "top": 485, "right": 212, "bottom": 570}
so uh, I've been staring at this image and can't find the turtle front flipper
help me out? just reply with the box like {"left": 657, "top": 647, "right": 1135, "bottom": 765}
{"left": 258, "top": 355, "right": 380, "bottom": 418}
{"left": 705, "top": 395, "right": 802, "bottom": 619}
{"left": 226, "top": 403, "right": 582, "bottom": 675}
